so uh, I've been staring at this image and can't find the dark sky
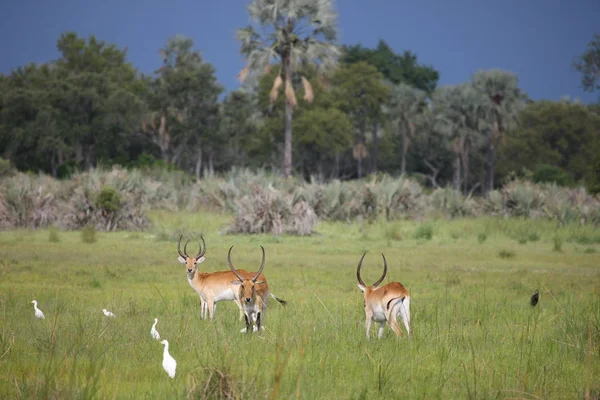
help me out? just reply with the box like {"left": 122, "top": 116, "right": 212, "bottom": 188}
{"left": 0, "top": 0, "right": 598, "bottom": 102}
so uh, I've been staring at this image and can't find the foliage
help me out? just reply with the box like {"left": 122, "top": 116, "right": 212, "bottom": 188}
{"left": 226, "top": 185, "right": 317, "bottom": 235}
{"left": 96, "top": 187, "right": 123, "bottom": 214}
{"left": 142, "top": 35, "right": 222, "bottom": 177}
{"left": 532, "top": 164, "right": 573, "bottom": 186}
{"left": 497, "top": 100, "right": 600, "bottom": 191}
{"left": 81, "top": 224, "right": 97, "bottom": 243}
{"left": 341, "top": 40, "right": 439, "bottom": 94}
{"left": 573, "top": 33, "right": 600, "bottom": 92}
{"left": 0, "top": 157, "right": 15, "bottom": 178}
{"left": 237, "top": 0, "right": 340, "bottom": 177}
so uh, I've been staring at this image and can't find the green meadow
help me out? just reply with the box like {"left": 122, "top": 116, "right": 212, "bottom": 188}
{"left": 0, "top": 211, "right": 599, "bottom": 399}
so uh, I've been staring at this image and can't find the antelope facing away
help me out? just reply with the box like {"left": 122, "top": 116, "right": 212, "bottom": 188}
{"left": 177, "top": 235, "right": 245, "bottom": 320}
{"left": 228, "top": 245, "right": 287, "bottom": 333}
{"left": 356, "top": 253, "right": 411, "bottom": 339}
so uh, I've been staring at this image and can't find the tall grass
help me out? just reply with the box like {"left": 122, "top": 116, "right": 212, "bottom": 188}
{"left": 0, "top": 212, "right": 598, "bottom": 398}
{"left": 1, "top": 168, "right": 599, "bottom": 233}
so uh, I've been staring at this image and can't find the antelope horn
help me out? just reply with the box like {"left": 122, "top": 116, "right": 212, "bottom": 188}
{"left": 373, "top": 254, "right": 388, "bottom": 287}
{"left": 252, "top": 246, "right": 265, "bottom": 282}
{"left": 195, "top": 235, "right": 206, "bottom": 259}
{"left": 227, "top": 246, "right": 245, "bottom": 282}
{"left": 356, "top": 253, "right": 367, "bottom": 286}
{"left": 184, "top": 239, "right": 191, "bottom": 258}
{"left": 177, "top": 235, "right": 186, "bottom": 258}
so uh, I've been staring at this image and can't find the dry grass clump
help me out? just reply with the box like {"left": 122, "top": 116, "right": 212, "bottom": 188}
{"left": 226, "top": 185, "right": 317, "bottom": 236}
{"left": 429, "top": 187, "right": 480, "bottom": 218}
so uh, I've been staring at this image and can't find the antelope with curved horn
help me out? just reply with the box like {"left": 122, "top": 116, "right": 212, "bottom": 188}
{"left": 356, "top": 253, "right": 411, "bottom": 339}
{"left": 176, "top": 235, "right": 245, "bottom": 320}
{"left": 228, "top": 245, "right": 287, "bottom": 333}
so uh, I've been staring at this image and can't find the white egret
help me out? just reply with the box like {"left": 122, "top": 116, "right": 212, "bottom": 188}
{"left": 160, "top": 340, "right": 177, "bottom": 378}
{"left": 150, "top": 318, "right": 160, "bottom": 340}
{"left": 31, "top": 300, "right": 45, "bottom": 319}
{"left": 102, "top": 309, "right": 116, "bottom": 318}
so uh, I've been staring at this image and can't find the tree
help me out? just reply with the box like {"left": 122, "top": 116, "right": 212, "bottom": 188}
{"left": 342, "top": 40, "right": 439, "bottom": 95}
{"left": 432, "top": 84, "right": 487, "bottom": 194}
{"left": 331, "top": 62, "right": 390, "bottom": 178}
{"left": 294, "top": 107, "right": 352, "bottom": 181}
{"left": 237, "top": 0, "right": 340, "bottom": 178}
{"left": 0, "top": 33, "right": 145, "bottom": 176}
{"left": 388, "top": 83, "right": 427, "bottom": 175}
{"left": 497, "top": 100, "right": 600, "bottom": 192}
{"left": 574, "top": 34, "right": 600, "bottom": 92}
{"left": 218, "top": 89, "right": 262, "bottom": 170}
{"left": 143, "top": 35, "right": 222, "bottom": 176}
{"left": 472, "top": 69, "right": 521, "bottom": 192}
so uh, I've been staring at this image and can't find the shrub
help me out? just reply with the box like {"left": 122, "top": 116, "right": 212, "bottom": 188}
{"left": 532, "top": 164, "right": 573, "bottom": 186}
{"left": 429, "top": 187, "right": 479, "bottom": 218}
{"left": 553, "top": 236, "right": 563, "bottom": 252}
{"left": 498, "top": 249, "right": 515, "bottom": 259}
{"left": 49, "top": 226, "right": 60, "bottom": 243}
{"left": 414, "top": 224, "right": 433, "bottom": 240}
{"left": 226, "top": 185, "right": 317, "bottom": 236}
{"left": 82, "top": 225, "right": 97, "bottom": 243}
{"left": 477, "top": 232, "right": 487, "bottom": 244}
{"left": 96, "top": 187, "right": 122, "bottom": 214}
{"left": 0, "top": 157, "right": 15, "bottom": 178}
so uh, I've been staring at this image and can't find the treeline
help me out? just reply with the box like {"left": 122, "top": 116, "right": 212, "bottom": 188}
{"left": 1, "top": 30, "right": 599, "bottom": 193}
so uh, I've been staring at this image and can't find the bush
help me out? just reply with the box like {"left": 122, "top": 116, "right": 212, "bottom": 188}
{"left": 532, "top": 164, "right": 573, "bottom": 186}
{"left": 414, "top": 224, "right": 433, "bottom": 240}
{"left": 49, "top": 226, "right": 60, "bottom": 243}
{"left": 96, "top": 187, "right": 123, "bottom": 214}
{"left": 226, "top": 185, "right": 317, "bottom": 236}
{"left": 82, "top": 225, "right": 97, "bottom": 243}
{"left": 0, "top": 157, "right": 15, "bottom": 178}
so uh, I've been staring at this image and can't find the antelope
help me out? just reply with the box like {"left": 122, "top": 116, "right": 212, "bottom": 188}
{"left": 177, "top": 235, "right": 245, "bottom": 320}
{"left": 228, "top": 245, "right": 287, "bottom": 333}
{"left": 356, "top": 253, "right": 411, "bottom": 339}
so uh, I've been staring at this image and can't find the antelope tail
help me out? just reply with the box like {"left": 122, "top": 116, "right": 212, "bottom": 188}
{"left": 270, "top": 293, "right": 287, "bottom": 306}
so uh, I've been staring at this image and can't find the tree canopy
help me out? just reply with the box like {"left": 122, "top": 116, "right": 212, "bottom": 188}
{"left": 1, "top": 27, "right": 598, "bottom": 193}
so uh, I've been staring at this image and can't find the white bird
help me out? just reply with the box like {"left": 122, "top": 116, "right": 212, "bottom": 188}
{"left": 150, "top": 318, "right": 160, "bottom": 340}
{"left": 102, "top": 309, "right": 116, "bottom": 318}
{"left": 160, "top": 340, "right": 177, "bottom": 379}
{"left": 31, "top": 300, "right": 45, "bottom": 319}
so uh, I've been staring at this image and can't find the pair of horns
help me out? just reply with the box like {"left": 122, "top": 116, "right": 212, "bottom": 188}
{"left": 228, "top": 245, "right": 265, "bottom": 283}
{"left": 356, "top": 253, "right": 387, "bottom": 287}
{"left": 177, "top": 235, "right": 206, "bottom": 260}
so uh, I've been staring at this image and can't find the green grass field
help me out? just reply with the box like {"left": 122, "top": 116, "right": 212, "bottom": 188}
{"left": 0, "top": 212, "right": 599, "bottom": 399}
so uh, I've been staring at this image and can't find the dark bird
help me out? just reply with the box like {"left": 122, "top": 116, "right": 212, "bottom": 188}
{"left": 530, "top": 289, "right": 539, "bottom": 307}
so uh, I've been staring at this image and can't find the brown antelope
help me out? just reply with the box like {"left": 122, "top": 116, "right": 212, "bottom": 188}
{"left": 228, "top": 245, "right": 287, "bottom": 333}
{"left": 356, "top": 253, "right": 411, "bottom": 339}
{"left": 177, "top": 235, "right": 244, "bottom": 320}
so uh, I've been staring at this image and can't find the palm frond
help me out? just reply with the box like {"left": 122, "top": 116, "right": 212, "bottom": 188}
{"left": 238, "top": 63, "right": 251, "bottom": 83}
{"left": 270, "top": 75, "right": 283, "bottom": 103}
{"left": 285, "top": 78, "right": 297, "bottom": 108}
{"left": 301, "top": 76, "right": 314, "bottom": 103}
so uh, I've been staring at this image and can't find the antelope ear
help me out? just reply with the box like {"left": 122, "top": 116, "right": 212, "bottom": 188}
{"left": 231, "top": 281, "right": 242, "bottom": 285}
{"left": 195, "top": 256, "right": 206, "bottom": 264}
{"left": 356, "top": 284, "right": 366, "bottom": 293}
{"left": 254, "top": 280, "right": 265, "bottom": 284}
{"left": 177, "top": 256, "right": 186, "bottom": 264}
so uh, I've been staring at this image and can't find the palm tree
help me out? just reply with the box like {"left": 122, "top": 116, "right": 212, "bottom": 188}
{"left": 472, "top": 69, "right": 521, "bottom": 192}
{"left": 389, "top": 83, "right": 427, "bottom": 175}
{"left": 237, "top": 0, "right": 340, "bottom": 178}
{"left": 432, "top": 84, "right": 487, "bottom": 194}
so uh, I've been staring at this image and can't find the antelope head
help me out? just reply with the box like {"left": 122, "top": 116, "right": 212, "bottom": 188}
{"left": 356, "top": 252, "right": 388, "bottom": 295}
{"left": 228, "top": 245, "right": 265, "bottom": 303}
{"left": 177, "top": 235, "right": 207, "bottom": 274}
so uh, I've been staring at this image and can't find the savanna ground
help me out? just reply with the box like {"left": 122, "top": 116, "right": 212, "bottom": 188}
{"left": 0, "top": 211, "right": 599, "bottom": 399}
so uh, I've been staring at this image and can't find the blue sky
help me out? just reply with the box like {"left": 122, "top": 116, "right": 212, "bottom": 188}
{"left": 0, "top": 0, "right": 598, "bottom": 103}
